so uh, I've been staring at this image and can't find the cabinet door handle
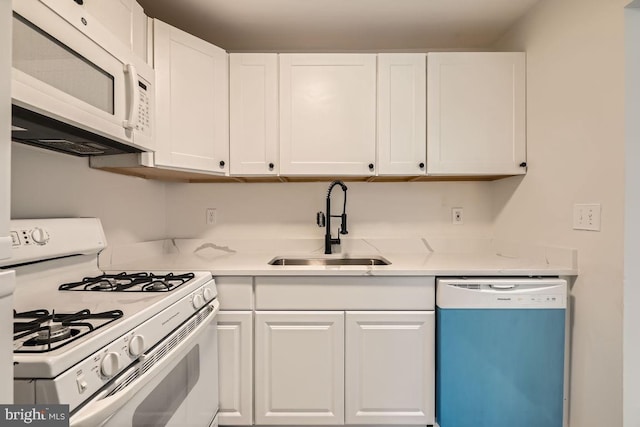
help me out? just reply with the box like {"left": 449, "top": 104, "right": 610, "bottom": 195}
{"left": 219, "top": 160, "right": 226, "bottom": 168}
{"left": 519, "top": 162, "right": 527, "bottom": 168}
{"left": 419, "top": 162, "right": 425, "bottom": 169}
{"left": 268, "top": 162, "right": 275, "bottom": 171}
{"left": 368, "top": 163, "right": 375, "bottom": 171}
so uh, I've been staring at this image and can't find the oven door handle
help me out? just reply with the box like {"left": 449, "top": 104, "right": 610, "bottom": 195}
{"left": 70, "top": 300, "right": 220, "bottom": 427}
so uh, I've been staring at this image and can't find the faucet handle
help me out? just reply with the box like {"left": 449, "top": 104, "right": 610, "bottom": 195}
{"left": 316, "top": 212, "right": 326, "bottom": 227}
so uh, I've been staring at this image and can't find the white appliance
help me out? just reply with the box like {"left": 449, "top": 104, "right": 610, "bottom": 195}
{"left": 0, "top": 218, "right": 219, "bottom": 427}
{"left": 436, "top": 277, "right": 568, "bottom": 427}
{"left": 0, "top": 270, "right": 15, "bottom": 405}
{"left": 1, "top": 0, "right": 15, "bottom": 405}
{"left": 11, "top": 0, "right": 154, "bottom": 156}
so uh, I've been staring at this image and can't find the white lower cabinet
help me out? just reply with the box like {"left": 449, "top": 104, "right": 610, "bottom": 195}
{"left": 245, "top": 276, "right": 435, "bottom": 427}
{"left": 217, "top": 311, "right": 253, "bottom": 426}
{"left": 255, "top": 311, "right": 345, "bottom": 425}
{"left": 254, "top": 310, "right": 434, "bottom": 426}
{"left": 345, "top": 311, "right": 435, "bottom": 425}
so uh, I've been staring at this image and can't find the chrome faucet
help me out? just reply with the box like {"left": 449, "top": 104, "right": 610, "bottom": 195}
{"left": 316, "top": 180, "right": 348, "bottom": 254}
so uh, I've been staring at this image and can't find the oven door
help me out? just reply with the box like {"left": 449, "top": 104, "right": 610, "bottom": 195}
{"left": 70, "top": 300, "right": 220, "bottom": 427}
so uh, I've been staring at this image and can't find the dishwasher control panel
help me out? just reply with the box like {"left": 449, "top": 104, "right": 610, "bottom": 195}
{"left": 436, "top": 278, "right": 567, "bottom": 309}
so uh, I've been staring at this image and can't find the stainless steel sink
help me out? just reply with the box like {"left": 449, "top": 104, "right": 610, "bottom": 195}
{"left": 268, "top": 256, "right": 391, "bottom": 266}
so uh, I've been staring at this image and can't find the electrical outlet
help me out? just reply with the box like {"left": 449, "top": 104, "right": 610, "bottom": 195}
{"left": 206, "top": 208, "right": 217, "bottom": 225}
{"left": 573, "top": 204, "right": 601, "bottom": 231}
{"left": 452, "top": 207, "right": 464, "bottom": 225}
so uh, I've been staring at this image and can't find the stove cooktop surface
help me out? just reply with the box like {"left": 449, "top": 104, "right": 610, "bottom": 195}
{"left": 12, "top": 267, "right": 214, "bottom": 378}
{"left": 14, "top": 308, "right": 123, "bottom": 353}
{"left": 58, "top": 272, "right": 196, "bottom": 292}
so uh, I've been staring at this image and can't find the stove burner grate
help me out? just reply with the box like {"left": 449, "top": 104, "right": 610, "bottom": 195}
{"left": 29, "top": 326, "right": 79, "bottom": 346}
{"left": 13, "top": 309, "right": 123, "bottom": 353}
{"left": 58, "top": 272, "right": 195, "bottom": 292}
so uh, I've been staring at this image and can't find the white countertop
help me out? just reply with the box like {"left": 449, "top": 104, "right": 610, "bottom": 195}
{"left": 100, "top": 237, "right": 578, "bottom": 277}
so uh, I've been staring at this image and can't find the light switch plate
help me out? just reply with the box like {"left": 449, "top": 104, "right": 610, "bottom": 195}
{"left": 206, "top": 208, "right": 217, "bottom": 225}
{"left": 573, "top": 204, "right": 601, "bottom": 231}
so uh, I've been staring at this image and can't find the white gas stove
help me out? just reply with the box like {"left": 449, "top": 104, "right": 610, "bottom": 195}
{"left": 1, "top": 218, "right": 220, "bottom": 427}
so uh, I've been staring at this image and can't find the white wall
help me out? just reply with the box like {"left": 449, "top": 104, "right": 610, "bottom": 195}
{"left": 624, "top": 3, "right": 640, "bottom": 426}
{"left": 492, "top": 0, "right": 626, "bottom": 426}
{"left": 11, "top": 143, "right": 167, "bottom": 246}
{"left": 0, "top": 0, "right": 9, "bottom": 245}
{"left": 165, "top": 181, "right": 495, "bottom": 241}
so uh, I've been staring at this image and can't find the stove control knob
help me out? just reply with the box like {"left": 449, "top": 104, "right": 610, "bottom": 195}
{"left": 31, "top": 228, "right": 49, "bottom": 245}
{"left": 192, "top": 293, "right": 204, "bottom": 309}
{"left": 129, "top": 335, "right": 145, "bottom": 357}
{"left": 203, "top": 287, "right": 214, "bottom": 301}
{"left": 101, "top": 352, "right": 120, "bottom": 377}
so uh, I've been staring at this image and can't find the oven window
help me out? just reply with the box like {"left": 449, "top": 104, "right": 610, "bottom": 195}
{"left": 132, "top": 345, "right": 201, "bottom": 427}
{"left": 12, "top": 13, "right": 115, "bottom": 115}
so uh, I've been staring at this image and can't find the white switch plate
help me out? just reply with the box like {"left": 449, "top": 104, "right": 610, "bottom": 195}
{"left": 206, "top": 208, "right": 217, "bottom": 225}
{"left": 573, "top": 204, "right": 601, "bottom": 231}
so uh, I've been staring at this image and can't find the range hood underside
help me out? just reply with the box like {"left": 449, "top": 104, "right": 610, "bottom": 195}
{"left": 11, "top": 105, "right": 142, "bottom": 157}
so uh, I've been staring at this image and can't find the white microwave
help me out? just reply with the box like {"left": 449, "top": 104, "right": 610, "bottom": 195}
{"left": 11, "top": 0, "right": 154, "bottom": 156}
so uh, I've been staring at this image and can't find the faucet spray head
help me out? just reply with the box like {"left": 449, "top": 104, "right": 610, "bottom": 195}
{"left": 340, "top": 213, "right": 348, "bottom": 235}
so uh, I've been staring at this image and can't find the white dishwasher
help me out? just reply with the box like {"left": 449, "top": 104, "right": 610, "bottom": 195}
{"left": 436, "top": 277, "right": 567, "bottom": 427}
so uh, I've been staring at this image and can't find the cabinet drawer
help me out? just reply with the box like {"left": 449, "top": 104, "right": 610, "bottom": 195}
{"left": 255, "top": 276, "right": 434, "bottom": 310}
{"left": 214, "top": 276, "right": 253, "bottom": 310}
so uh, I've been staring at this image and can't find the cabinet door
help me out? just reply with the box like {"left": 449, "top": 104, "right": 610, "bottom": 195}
{"left": 217, "top": 311, "right": 253, "bottom": 426}
{"left": 230, "top": 54, "right": 279, "bottom": 176}
{"left": 427, "top": 52, "right": 526, "bottom": 175}
{"left": 377, "top": 54, "right": 427, "bottom": 176}
{"left": 279, "top": 54, "right": 376, "bottom": 176}
{"left": 83, "top": 0, "right": 133, "bottom": 49}
{"left": 255, "top": 311, "right": 344, "bottom": 425}
{"left": 153, "top": 19, "right": 229, "bottom": 174}
{"left": 345, "top": 311, "right": 435, "bottom": 425}
{"left": 79, "top": 0, "right": 147, "bottom": 62}
{"left": 130, "top": 1, "right": 147, "bottom": 62}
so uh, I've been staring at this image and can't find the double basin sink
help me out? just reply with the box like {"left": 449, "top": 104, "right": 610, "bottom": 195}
{"left": 269, "top": 256, "right": 390, "bottom": 266}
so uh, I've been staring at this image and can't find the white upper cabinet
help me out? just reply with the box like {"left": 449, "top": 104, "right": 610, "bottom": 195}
{"left": 427, "top": 52, "right": 526, "bottom": 175}
{"left": 131, "top": 2, "right": 148, "bottom": 63}
{"left": 279, "top": 54, "right": 377, "bottom": 176}
{"left": 152, "top": 19, "right": 229, "bottom": 174}
{"left": 230, "top": 54, "right": 279, "bottom": 176}
{"left": 377, "top": 54, "right": 427, "bottom": 176}
{"left": 82, "top": 0, "right": 147, "bottom": 61}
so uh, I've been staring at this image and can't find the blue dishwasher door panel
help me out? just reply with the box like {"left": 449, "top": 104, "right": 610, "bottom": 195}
{"left": 436, "top": 308, "right": 565, "bottom": 427}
